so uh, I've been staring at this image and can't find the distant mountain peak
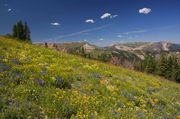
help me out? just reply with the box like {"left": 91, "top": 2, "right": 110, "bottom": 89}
{"left": 83, "top": 43, "right": 95, "bottom": 52}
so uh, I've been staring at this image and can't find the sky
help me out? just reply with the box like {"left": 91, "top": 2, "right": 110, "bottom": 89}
{"left": 0, "top": 0, "right": 180, "bottom": 46}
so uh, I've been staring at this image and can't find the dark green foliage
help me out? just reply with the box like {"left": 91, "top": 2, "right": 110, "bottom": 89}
{"left": 135, "top": 54, "right": 180, "bottom": 83}
{"left": 45, "top": 42, "right": 48, "bottom": 48}
{"left": 156, "top": 55, "right": 168, "bottom": 76}
{"left": 12, "top": 21, "right": 31, "bottom": 42}
{"left": 12, "top": 25, "right": 17, "bottom": 38}
{"left": 98, "top": 52, "right": 112, "bottom": 62}
{"left": 24, "top": 22, "right": 31, "bottom": 41}
{"left": 144, "top": 55, "right": 156, "bottom": 73}
{"left": 173, "top": 66, "right": 180, "bottom": 83}
{"left": 134, "top": 55, "right": 156, "bottom": 73}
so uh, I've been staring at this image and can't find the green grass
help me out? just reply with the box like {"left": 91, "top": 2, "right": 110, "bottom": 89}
{"left": 0, "top": 36, "right": 180, "bottom": 119}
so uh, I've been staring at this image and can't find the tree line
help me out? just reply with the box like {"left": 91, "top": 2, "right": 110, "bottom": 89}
{"left": 135, "top": 54, "right": 180, "bottom": 83}
{"left": 12, "top": 20, "right": 31, "bottom": 42}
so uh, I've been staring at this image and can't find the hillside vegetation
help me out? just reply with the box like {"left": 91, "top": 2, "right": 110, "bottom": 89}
{"left": 40, "top": 42, "right": 141, "bottom": 69}
{"left": 40, "top": 41, "right": 180, "bottom": 70}
{"left": 0, "top": 36, "right": 180, "bottom": 119}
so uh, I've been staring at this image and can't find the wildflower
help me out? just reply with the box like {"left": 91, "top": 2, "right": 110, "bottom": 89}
{"left": 153, "top": 98, "right": 158, "bottom": 103}
{"left": 51, "top": 77, "right": 56, "bottom": 82}
{"left": 115, "top": 108, "right": 121, "bottom": 112}
{"left": 55, "top": 76, "right": 63, "bottom": 86}
{"left": 94, "top": 111, "right": 98, "bottom": 116}
{"left": 94, "top": 73, "right": 102, "bottom": 79}
{"left": 39, "top": 70, "right": 47, "bottom": 75}
{"left": 55, "top": 76, "right": 71, "bottom": 89}
{"left": 11, "top": 58, "right": 20, "bottom": 65}
{"left": 176, "top": 115, "right": 180, "bottom": 118}
{"left": 14, "top": 72, "right": 23, "bottom": 79}
{"left": 0, "top": 62, "right": 11, "bottom": 72}
{"left": 100, "top": 79, "right": 108, "bottom": 85}
{"left": 34, "top": 78, "right": 44, "bottom": 86}
{"left": 0, "top": 55, "right": 4, "bottom": 60}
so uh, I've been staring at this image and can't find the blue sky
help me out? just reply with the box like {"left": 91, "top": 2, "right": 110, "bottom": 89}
{"left": 0, "top": 0, "right": 180, "bottom": 46}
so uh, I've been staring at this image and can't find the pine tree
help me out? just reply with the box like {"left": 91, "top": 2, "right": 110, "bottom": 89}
{"left": 173, "top": 65, "right": 180, "bottom": 83}
{"left": 145, "top": 55, "right": 156, "bottom": 73}
{"left": 16, "top": 21, "right": 24, "bottom": 40}
{"left": 45, "top": 42, "right": 48, "bottom": 48}
{"left": 156, "top": 54, "right": 168, "bottom": 76}
{"left": 135, "top": 54, "right": 180, "bottom": 83}
{"left": 24, "top": 22, "right": 31, "bottom": 42}
{"left": 12, "top": 20, "right": 31, "bottom": 43}
{"left": 12, "top": 24, "right": 18, "bottom": 37}
{"left": 169, "top": 56, "right": 179, "bottom": 81}
{"left": 165, "top": 56, "right": 173, "bottom": 79}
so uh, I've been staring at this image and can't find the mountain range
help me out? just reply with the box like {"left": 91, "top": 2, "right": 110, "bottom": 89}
{"left": 38, "top": 41, "right": 180, "bottom": 69}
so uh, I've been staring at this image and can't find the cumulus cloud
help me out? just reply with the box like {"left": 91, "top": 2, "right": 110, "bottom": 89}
{"left": 101, "top": 13, "right": 111, "bottom": 19}
{"left": 99, "top": 38, "right": 104, "bottom": 41}
{"left": 110, "top": 15, "right": 118, "bottom": 19}
{"left": 101, "top": 13, "right": 118, "bottom": 19}
{"left": 8, "top": 8, "right": 12, "bottom": 12}
{"left": 139, "top": 8, "right": 152, "bottom": 14}
{"left": 51, "top": 22, "right": 60, "bottom": 26}
{"left": 85, "top": 19, "right": 95, "bottom": 23}
{"left": 117, "top": 35, "right": 123, "bottom": 38}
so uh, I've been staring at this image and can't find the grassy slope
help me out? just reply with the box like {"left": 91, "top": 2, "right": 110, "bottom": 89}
{"left": 0, "top": 36, "right": 179, "bottom": 119}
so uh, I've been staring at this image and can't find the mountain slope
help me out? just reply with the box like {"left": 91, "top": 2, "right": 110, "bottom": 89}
{"left": 39, "top": 42, "right": 141, "bottom": 69}
{"left": 0, "top": 36, "right": 180, "bottom": 118}
{"left": 39, "top": 41, "right": 180, "bottom": 69}
{"left": 111, "top": 41, "right": 180, "bottom": 55}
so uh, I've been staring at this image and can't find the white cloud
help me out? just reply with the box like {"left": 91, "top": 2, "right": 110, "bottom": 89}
{"left": 117, "top": 35, "right": 123, "bottom": 38}
{"left": 41, "top": 25, "right": 110, "bottom": 42}
{"left": 101, "top": 13, "right": 111, "bottom": 19}
{"left": 139, "top": 8, "right": 152, "bottom": 14}
{"left": 51, "top": 22, "right": 60, "bottom": 26}
{"left": 123, "top": 30, "right": 147, "bottom": 35}
{"left": 99, "top": 38, "right": 104, "bottom": 41}
{"left": 101, "top": 13, "right": 118, "bottom": 19}
{"left": 85, "top": 19, "right": 95, "bottom": 23}
{"left": 8, "top": 8, "right": 12, "bottom": 12}
{"left": 117, "top": 30, "right": 147, "bottom": 38}
{"left": 110, "top": 15, "right": 118, "bottom": 19}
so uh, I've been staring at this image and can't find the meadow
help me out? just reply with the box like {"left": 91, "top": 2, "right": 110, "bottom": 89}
{"left": 0, "top": 36, "right": 180, "bottom": 119}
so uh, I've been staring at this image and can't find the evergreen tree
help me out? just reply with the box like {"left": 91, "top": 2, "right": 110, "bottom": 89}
{"left": 12, "top": 20, "right": 31, "bottom": 42}
{"left": 45, "top": 42, "right": 48, "bottom": 48}
{"left": 134, "top": 61, "right": 144, "bottom": 71}
{"left": 169, "top": 56, "right": 179, "bottom": 81}
{"left": 156, "top": 55, "right": 168, "bottom": 76}
{"left": 12, "top": 24, "right": 18, "bottom": 37}
{"left": 24, "top": 22, "right": 31, "bottom": 42}
{"left": 173, "top": 65, "right": 180, "bottom": 83}
{"left": 145, "top": 55, "right": 156, "bottom": 73}
{"left": 165, "top": 56, "right": 174, "bottom": 79}
{"left": 135, "top": 54, "right": 180, "bottom": 83}
{"left": 16, "top": 21, "right": 24, "bottom": 40}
